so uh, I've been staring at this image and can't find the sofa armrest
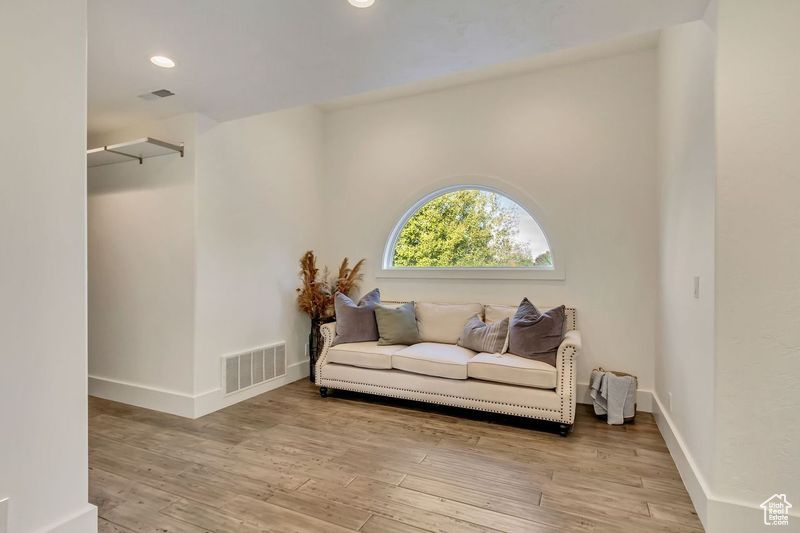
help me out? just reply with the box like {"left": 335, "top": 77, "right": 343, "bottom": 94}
{"left": 555, "top": 330, "right": 580, "bottom": 399}
{"left": 315, "top": 321, "right": 336, "bottom": 385}
{"left": 321, "top": 321, "right": 337, "bottom": 338}
{"left": 559, "top": 330, "right": 581, "bottom": 355}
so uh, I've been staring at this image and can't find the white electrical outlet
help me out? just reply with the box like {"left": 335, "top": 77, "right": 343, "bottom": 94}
{"left": 304, "top": 342, "right": 309, "bottom": 358}
{"left": 668, "top": 392, "right": 673, "bottom": 412}
{"left": 1, "top": 497, "right": 9, "bottom": 533}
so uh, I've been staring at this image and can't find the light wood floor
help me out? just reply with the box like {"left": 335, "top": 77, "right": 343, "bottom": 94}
{"left": 90, "top": 380, "right": 703, "bottom": 533}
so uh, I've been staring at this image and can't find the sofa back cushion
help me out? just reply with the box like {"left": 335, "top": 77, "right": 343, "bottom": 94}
{"left": 415, "top": 302, "right": 484, "bottom": 344}
{"left": 484, "top": 304, "right": 517, "bottom": 325}
{"left": 332, "top": 288, "right": 380, "bottom": 346}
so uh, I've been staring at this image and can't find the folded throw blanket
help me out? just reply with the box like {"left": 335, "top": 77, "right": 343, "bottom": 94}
{"left": 589, "top": 369, "right": 636, "bottom": 425}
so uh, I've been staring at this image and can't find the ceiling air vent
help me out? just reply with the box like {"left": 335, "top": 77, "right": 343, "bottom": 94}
{"left": 138, "top": 89, "right": 175, "bottom": 100}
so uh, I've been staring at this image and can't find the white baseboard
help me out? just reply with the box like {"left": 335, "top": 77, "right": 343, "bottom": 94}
{"left": 576, "top": 382, "right": 653, "bottom": 413}
{"left": 705, "top": 497, "right": 774, "bottom": 533}
{"left": 88, "top": 375, "right": 196, "bottom": 418}
{"left": 89, "top": 360, "right": 309, "bottom": 420}
{"left": 650, "top": 392, "right": 789, "bottom": 532}
{"left": 44, "top": 504, "right": 97, "bottom": 533}
{"left": 651, "top": 392, "right": 711, "bottom": 527}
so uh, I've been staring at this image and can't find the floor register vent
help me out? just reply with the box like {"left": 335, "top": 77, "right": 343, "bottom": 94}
{"left": 223, "top": 342, "right": 286, "bottom": 395}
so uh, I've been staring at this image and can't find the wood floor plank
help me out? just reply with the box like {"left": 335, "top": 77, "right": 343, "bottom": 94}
{"left": 160, "top": 499, "right": 270, "bottom": 533}
{"left": 266, "top": 487, "right": 373, "bottom": 530}
{"left": 90, "top": 381, "right": 703, "bottom": 533}
{"left": 99, "top": 483, "right": 206, "bottom": 533}
{"left": 98, "top": 518, "right": 136, "bottom": 533}
{"left": 648, "top": 502, "right": 704, "bottom": 529}
{"left": 345, "top": 476, "right": 560, "bottom": 533}
{"left": 221, "top": 494, "right": 357, "bottom": 533}
{"left": 541, "top": 495, "right": 702, "bottom": 533}
{"left": 89, "top": 467, "right": 135, "bottom": 515}
{"left": 551, "top": 470, "right": 693, "bottom": 507}
{"left": 359, "top": 515, "right": 427, "bottom": 533}
{"left": 298, "top": 478, "right": 501, "bottom": 533}
{"left": 402, "top": 459, "right": 551, "bottom": 503}
{"left": 642, "top": 475, "right": 698, "bottom": 496}
{"left": 397, "top": 475, "right": 599, "bottom": 532}
{"left": 101, "top": 504, "right": 209, "bottom": 533}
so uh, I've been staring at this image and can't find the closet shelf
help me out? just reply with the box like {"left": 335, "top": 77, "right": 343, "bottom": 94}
{"left": 87, "top": 137, "right": 184, "bottom": 167}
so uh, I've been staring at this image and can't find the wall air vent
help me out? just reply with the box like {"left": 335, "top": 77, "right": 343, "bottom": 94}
{"left": 222, "top": 342, "right": 286, "bottom": 395}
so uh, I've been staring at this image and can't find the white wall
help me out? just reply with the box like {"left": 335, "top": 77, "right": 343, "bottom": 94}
{"left": 0, "top": 1, "right": 97, "bottom": 531}
{"left": 88, "top": 114, "right": 199, "bottom": 398}
{"left": 320, "top": 50, "right": 659, "bottom": 395}
{"left": 87, "top": 108, "right": 323, "bottom": 416}
{"left": 81, "top": 10, "right": 800, "bottom": 531}
{"left": 711, "top": 0, "right": 800, "bottom": 529}
{"left": 654, "top": 18, "right": 716, "bottom": 523}
{"left": 194, "top": 106, "right": 323, "bottom": 397}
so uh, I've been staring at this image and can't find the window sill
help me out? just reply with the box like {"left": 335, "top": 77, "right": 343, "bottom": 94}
{"left": 376, "top": 267, "right": 565, "bottom": 281}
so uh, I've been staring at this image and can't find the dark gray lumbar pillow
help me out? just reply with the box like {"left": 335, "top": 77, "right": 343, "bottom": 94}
{"left": 508, "top": 298, "right": 565, "bottom": 367}
{"left": 458, "top": 314, "right": 508, "bottom": 354}
{"left": 375, "top": 302, "right": 421, "bottom": 346}
{"left": 332, "top": 288, "right": 381, "bottom": 346}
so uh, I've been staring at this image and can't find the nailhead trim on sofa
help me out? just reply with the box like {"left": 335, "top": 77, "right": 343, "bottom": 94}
{"left": 320, "top": 377, "right": 561, "bottom": 412}
{"left": 319, "top": 378, "right": 569, "bottom": 422}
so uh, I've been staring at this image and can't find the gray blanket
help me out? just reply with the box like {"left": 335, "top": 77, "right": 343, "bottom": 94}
{"left": 589, "top": 369, "right": 636, "bottom": 425}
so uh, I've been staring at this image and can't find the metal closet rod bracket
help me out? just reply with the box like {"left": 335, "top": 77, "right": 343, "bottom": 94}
{"left": 104, "top": 147, "right": 143, "bottom": 164}
{"left": 146, "top": 138, "right": 185, "bottom": 158}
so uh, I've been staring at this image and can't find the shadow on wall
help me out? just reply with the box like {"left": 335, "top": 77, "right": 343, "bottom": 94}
{"left": 87, "top": 151, "right": 191, "bottom": 195}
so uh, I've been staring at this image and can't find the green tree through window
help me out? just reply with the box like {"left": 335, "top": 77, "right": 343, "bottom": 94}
{"left": 391, "top": 189, "right": 551, "bottom": 268}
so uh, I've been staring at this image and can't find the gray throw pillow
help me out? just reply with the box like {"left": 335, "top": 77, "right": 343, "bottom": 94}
{"left": 458, "top": 314, "right": 508, "bottom": 354}
{"left": 375, "top": 302, "right": 421, "bottom": 346}
{"left": 332, "top": 288, "right": 381, "bottom": 346}
{"left": 508, "top": 298, "right": 565, "bottom": 367}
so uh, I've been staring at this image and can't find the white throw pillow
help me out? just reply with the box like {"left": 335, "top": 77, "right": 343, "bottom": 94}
{"left": 415, "top": 302, "right": 483, "bottom": 344}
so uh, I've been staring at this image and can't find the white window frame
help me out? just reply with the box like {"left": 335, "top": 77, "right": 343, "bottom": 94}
{"left": 378, "top": 184, "right": 565, "bottom": 280}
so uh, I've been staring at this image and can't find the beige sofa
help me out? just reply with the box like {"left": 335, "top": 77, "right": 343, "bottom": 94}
{"left": 315, "top": 302, "right": 581, "bottom": 436}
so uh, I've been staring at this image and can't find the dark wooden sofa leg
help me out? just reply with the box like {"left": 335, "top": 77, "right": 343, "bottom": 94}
{"left": 558, "top": 423, "right": 572, "bottom": 437}
{"left": 319, "top": 386, "right": 329, "bottom": 398}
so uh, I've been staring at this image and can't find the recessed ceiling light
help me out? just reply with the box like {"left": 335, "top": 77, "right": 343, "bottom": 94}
{"left": 150, "top": 56, "right": 175, "bottom": 68}
{"left": 348, "top": 0, "right": 375, "bottom": 8}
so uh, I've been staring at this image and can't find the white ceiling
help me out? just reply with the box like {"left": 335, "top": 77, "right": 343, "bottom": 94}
{"left": 88, "top": 0, "right": 708, "bottom": 136}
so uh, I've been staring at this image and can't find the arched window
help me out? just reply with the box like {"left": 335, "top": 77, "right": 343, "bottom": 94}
{"left": 383, "top": 186, "right": 555, "bottom": 277}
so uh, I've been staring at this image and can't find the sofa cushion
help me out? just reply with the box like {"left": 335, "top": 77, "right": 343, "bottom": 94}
{"left": 327, "top": 341, "right": 406, "bottom": 370}
{"left": 468, "top": 352, "right": 557, "bottom": 389}
{"left": 415, "top": 302, "right": 484, "bottom": 344}
{"left": 392, "top": 342, "right": 475, "bottom": 379}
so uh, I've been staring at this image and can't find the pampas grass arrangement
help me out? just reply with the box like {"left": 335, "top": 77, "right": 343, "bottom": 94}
{"left": 333, "top": 257, "right": 366, "bottom": 298}
{"left": 296, "top": 251, "right": 365, "bottom": 319}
